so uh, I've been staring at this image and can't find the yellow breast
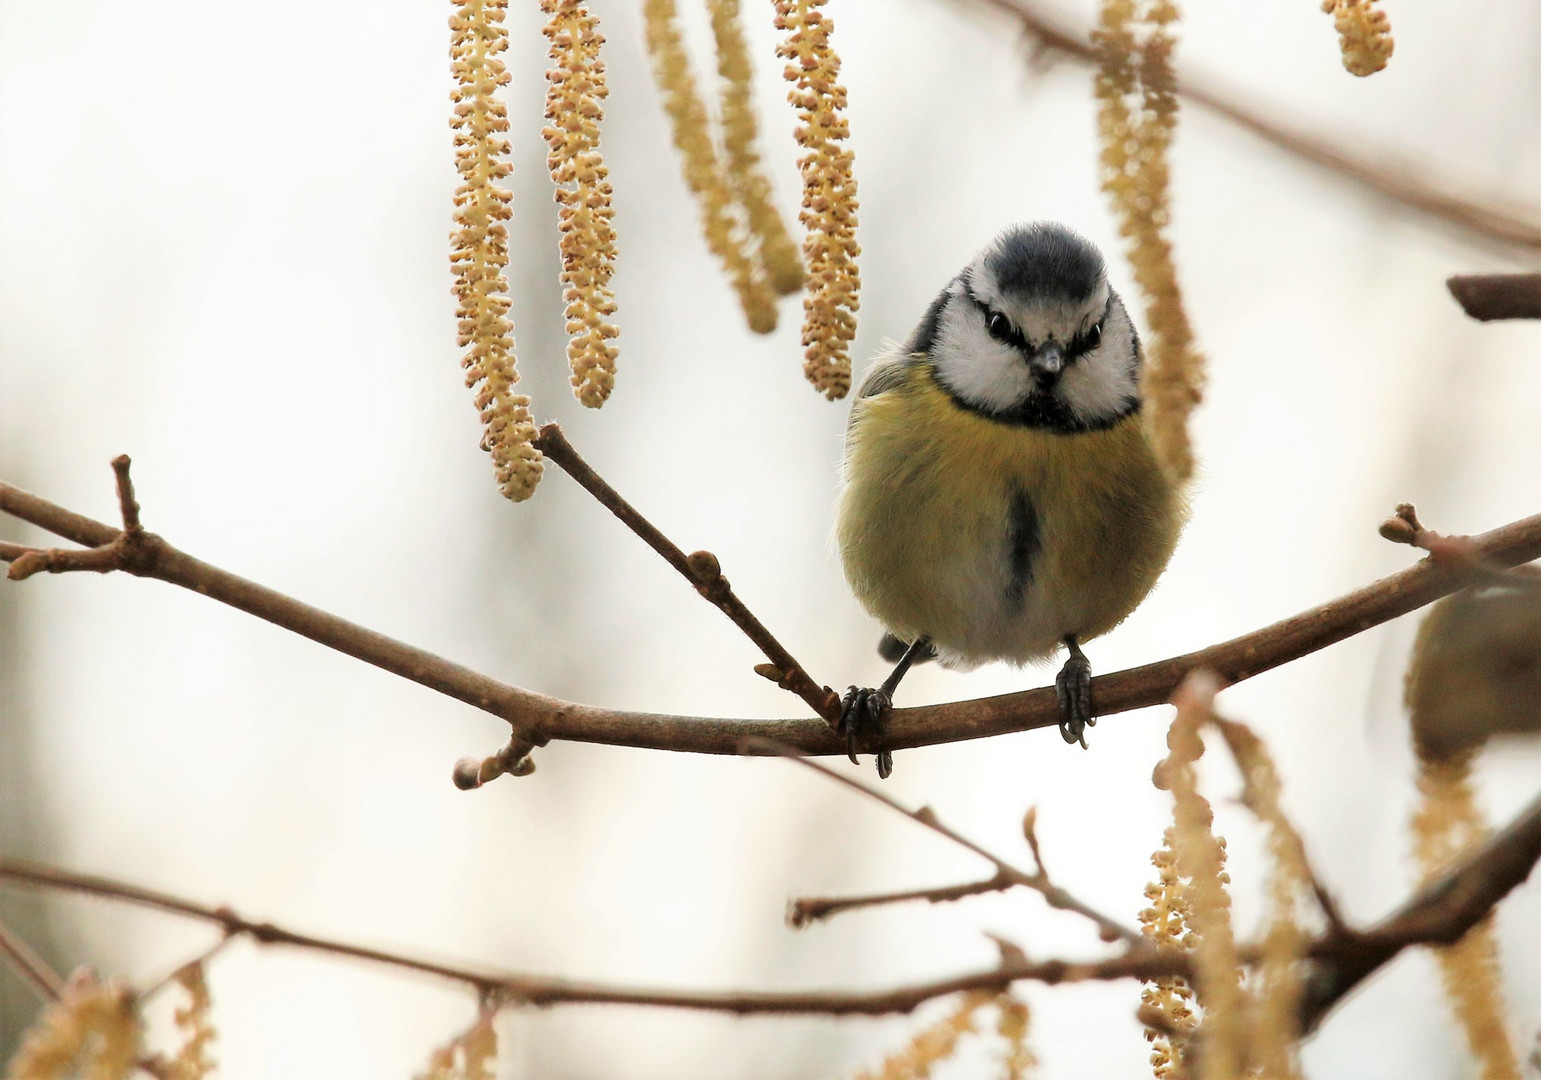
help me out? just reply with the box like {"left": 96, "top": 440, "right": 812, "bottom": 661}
{"left": 836, "top": 363, "right": 1183, "bottom": 664}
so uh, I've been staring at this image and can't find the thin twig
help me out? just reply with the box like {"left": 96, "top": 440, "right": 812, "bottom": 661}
{"left": 789, "top": 875, "right": 1011, "bottom": 928}
{"left": 967, "top": 0, "right": 1541, "bottom": 255}
{"left": 3, "top": 465, "right": 1541, "bottom": 757}
{"left": 0, "top": 914, "right": 64, "bottom": 1000}
{"left": 747, "top": 737, "right": 1143, "bottom": 946}
{"left": 1379, "top": 503, "right": 1541, "bottom": 591}
{"left": 534, "top": 424, "right": 840, "bottom": 723}
{"left": 1447, "top": 273, "right": 1541, "bottom": 321}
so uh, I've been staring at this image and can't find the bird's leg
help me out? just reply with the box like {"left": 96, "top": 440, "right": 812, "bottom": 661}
{"left": 840, "top": 636, "right": 931, "bottom": 779}
{"left": 1055, "top": 635, "right": 1094, "bottom": 749}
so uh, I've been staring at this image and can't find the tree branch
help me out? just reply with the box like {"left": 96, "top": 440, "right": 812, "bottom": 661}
{"left": 0, "top": 857, "right": 1179, "bottom": 1015}
{"left": 0, "top": 914, "right": 64, "bottom": 1001}
{"left": 753, "top": 739, "right": 1142, "bottom": 945}
{"left": 1447, "top": 273, "right": 1541, "bottom": 321}
{"left": 3, "top": 461, "right": 1540, "bottom": 759}
{"left": 1299, "top": 786, "right": 1541, "bottom": 1032}
{"left": 533, "top": 424, "right": 840, "bottom": 723}
{"left": 5, "top": 783, "right": 1538, "bottom": 1022}
{"left": 964, "top": 0, "right": 1541, "bottom": 254}
{"left": 788, "top": 875, "right": 1012, "bottom": 928}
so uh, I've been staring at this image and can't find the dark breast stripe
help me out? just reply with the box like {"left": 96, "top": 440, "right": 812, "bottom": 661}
{"left": 1006, "top": 488, "right": 1041, "bottom": 605}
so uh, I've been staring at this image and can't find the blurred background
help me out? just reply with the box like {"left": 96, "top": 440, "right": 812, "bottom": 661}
{"left": 1, "top": 0, "right": 1538, "bottom": 1075}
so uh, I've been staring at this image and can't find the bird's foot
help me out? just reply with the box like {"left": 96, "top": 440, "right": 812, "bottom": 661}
{"left": 839, "top": 686, "right": 894, "bottom": 779}
{"left": 1055, "top": 651, "right": 1094, "bottom": 749}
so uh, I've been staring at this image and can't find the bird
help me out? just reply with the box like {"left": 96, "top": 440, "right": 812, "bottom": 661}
{"left": 835, "top": 222, "right": 1187, "bottom": 778}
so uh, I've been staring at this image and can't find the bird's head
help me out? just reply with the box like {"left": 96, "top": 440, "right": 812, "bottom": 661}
{"left": 915, "top": 223, "right": 1141, "bottom": 430}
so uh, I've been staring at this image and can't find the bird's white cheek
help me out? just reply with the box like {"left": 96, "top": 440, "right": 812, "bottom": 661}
{"left": 931, "top": 307, "right": 1032, "bottom": 412}
{"left": 1059, "top": 323, "right": 1138, "bottom": 420}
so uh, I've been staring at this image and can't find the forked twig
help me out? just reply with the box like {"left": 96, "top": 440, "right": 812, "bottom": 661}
{"left": 746, "top": 737, "right": 1143, "bottom": 946}
{"left": 2, "top": 787, "right": 1537, "bottom": 1025}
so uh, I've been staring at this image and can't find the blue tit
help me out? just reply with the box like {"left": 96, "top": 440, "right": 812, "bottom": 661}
{"left": 835, "top": 222, "right": 1187, "bottom": 777}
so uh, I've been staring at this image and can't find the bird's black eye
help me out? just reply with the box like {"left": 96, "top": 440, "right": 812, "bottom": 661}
{"left": 1086, "top": 321, "right": 1103, "bottom": 349}
{"left": 987, "top": 312, "right": 1012, "bottom": 342}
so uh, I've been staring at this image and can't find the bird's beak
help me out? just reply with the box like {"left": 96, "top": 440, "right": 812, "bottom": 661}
{"left": 1029, "top": 342, "right": 1064, "bottom": 387}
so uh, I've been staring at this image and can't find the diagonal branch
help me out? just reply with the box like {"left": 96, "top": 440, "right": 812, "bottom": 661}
{"left": 0, "top": 914, "right": 64, "bottom": 1001}
{"left": 965, "top": 0, "right": 1541, "bottom": 254}
{"left": 3, "top": 461, "right": 1540, "bottom": 759}
{"left": 1299, "top": 786, "right": 1541, "bottom": 1032}
{"left": 533, "top": 424, "right": 840, "bottom": 723}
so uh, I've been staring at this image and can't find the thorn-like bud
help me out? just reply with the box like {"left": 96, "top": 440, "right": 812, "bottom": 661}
{"left": 754, "top": 662, "right": 786, "bottom": 683}
{"left": 1021, "top": 806, "right": 1038, "bottom": 845}
{"left": 985, "top": 932, "right": 1029, "bottom": 968}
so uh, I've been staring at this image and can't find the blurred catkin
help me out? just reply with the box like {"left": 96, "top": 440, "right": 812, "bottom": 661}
{"left": 1094, "top": 0, "right": 1204, "bottom": 483}
{"left": 1406, "top": 598, "right": 1527, "bottom": 1080}
{"left": 1409, "top": 755, "right": 1520, "bottom": 1080}
{"left": 451, "top": 0, "right": 542, "bottom": 501}
{"left": 4, "top": 970, "right": 140, "bottom": 1080}
{"left": 1154, "top": 674, "right": 1244, "bottom": 1080}
{"left": 996, "top": 993, "right": 1039, "bottom": 1079}
{"left": 415, "top": 1013, "right": 499, "bottom": 1080}
{"left": 775, "top": 0, "right": 860, "bottom": 400}
{"left": 541, "top": 0, "right": 620, "bottom": 407}
{"left": 852, "top": 991, "right": 989, "bottom": 1080}
{"left": 167, "top": 963, "right": 216, "bottom": 1080}
{"left": 1321, "top": 0, "right": 1393, "bottom": 76}
{"left": 1216, "top": 719, "right": 1308, "bottom": 1080}
{"left": 643, "top": 0, "right": 779, "bottom": 333}
{"left": 710, "top": 0, "right": 804, "bottom": 296}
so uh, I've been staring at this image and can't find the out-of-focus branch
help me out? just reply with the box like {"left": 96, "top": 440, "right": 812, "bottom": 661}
{"left": 0, "top": 856, "right": 1181, "bottom": 1015}
{"left": 5, "top": 785, "right": 1538, "bottom": 1022}
{"left": 1447, "top": 273, "right": 1541, "bottom": 321}
{"left": 965, "top": 0, "right": 1541, "bottom": 254}
{"left": 0, "top": 915, "right": 64, "bottom": 1001}
{"left": 4, "top": 462, "right": 1541, "bottom": 758}
{"left": 755, "top": 739, "right": 1141, "bottom": 945}
{"left": 1300, "top": 787, "right": 1541, "bottom": 1032}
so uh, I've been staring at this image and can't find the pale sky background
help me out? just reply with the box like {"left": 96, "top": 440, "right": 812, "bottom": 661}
{"left": 0, "top": 0, "right": 1538, "bottom": 1077}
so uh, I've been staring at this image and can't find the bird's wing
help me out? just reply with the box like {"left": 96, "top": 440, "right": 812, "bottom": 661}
{"left": 845, "top": 351, "right": 919, "bottom": 442}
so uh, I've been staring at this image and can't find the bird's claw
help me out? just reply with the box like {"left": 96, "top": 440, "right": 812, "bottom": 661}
{"left": 839, "top": 685, "right": 894, "bottom": 778}
{"left": 1055, "top": 654, "right": 1094, "bottom": 749}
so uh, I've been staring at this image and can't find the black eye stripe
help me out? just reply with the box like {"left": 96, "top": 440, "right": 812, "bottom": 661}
{"left": 963, "top": 287, "right": 1113, "bottom": 358}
